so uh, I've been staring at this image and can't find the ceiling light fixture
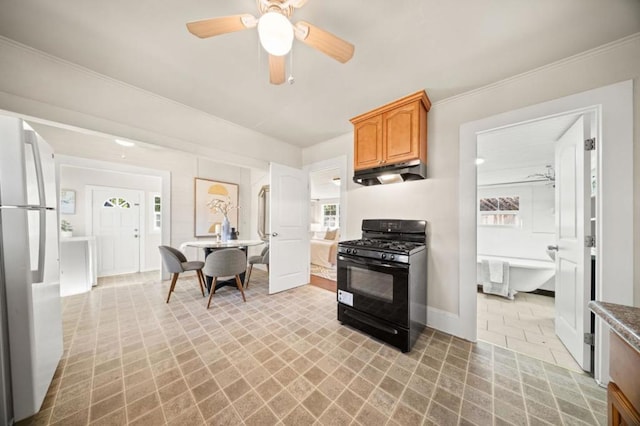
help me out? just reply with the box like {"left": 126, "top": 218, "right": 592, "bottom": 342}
{"left": 332, "top": 177, "right": 341, "bottom": 186}
{"left": 115, "top": 139, "right": 135, "bottom": 147}
{"left": 475, "top": 158, "right": 485, "bottom": 165}
{"left": 377, "top": 174, "right": 403, "bottom": 184}
{"left": 257, "top": 11, "right": 294, "bottom": 56}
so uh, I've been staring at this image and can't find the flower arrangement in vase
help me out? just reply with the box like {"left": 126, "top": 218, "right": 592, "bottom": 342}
{"left": 207, "top": 197, "right": 239, "bottom": 241}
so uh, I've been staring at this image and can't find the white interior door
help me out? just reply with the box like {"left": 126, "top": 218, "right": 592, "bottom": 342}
{"left": 554, "top": 115, "right": 592, "bottom": 370}
{"left": 92, "top": 188, "right": 141, "bottom": 276}
{"left": 269, "top": 162, "right": 310, "bottom": 294}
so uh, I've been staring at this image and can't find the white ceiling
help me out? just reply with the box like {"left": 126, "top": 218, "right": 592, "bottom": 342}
{"left": 1, "top": 1, "right": 639, "bottom": 147}
{"left": 477, "top": 113, "right": 580, "bottom": 185}
{"left": 310, "top": 168, "right": 340, "bottom": 200}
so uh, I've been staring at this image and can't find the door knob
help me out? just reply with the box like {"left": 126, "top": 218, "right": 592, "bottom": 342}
{"left": 271, "top": 232, "right": 279, "bottom": 237}
{"left": 547, "top": 245, "right": 558, "bottom": 251}
{"left": 134, "top": 235, "right": 139, "bottom": 238}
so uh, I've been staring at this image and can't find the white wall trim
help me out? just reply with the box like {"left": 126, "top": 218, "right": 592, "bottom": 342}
{"left": 459, "top": 80, "right": 634, "bottom": 385}
{"left": 0, "top": 36, "right": 292, "bottom": 150}
{"left": 427, "top": 307, "right": 465, "bottom": 337}
{"left": 434, "top": 33, "right": 640, "bottom": 108}
{"left": 0, "top": 36, "right": 302, "bottom": 169}
{"left": 0, "top": 104, "right": 275, "bottom": 171}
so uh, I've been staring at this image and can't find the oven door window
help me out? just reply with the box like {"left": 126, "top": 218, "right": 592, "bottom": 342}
{"left": 338, "top": 255, "right": 409, "bottom": 327}
{"left": 348, "top": 268, "right": 393, "bottom": 302}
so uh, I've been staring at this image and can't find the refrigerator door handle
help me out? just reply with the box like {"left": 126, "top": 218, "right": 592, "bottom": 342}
{"left": 23, "top": 131, "right": 47, "bottom": 207}
{"left": 0, "top": 205, "right": 55, "bottom": 210}
{"left": 32, "top": 208, "right": 47, "bottom": 284}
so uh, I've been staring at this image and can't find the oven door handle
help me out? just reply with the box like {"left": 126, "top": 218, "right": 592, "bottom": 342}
{"left": 338, "top": 255, "right": 409, "bottom": 270}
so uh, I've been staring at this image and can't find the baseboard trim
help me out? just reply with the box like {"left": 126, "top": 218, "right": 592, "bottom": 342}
{"left": 426, "top": 306, "right": 468, "bottom": 341}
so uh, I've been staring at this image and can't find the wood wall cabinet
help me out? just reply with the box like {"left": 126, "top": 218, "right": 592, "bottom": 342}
{"left": 351, "top": 90, "right": 431, "bottom": 171}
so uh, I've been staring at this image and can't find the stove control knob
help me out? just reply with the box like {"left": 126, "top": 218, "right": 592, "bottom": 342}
{"left": 346, "top": 248, "right": 352, "bottom": 254}
{"left": 390, "top": 254, "right": 395, "bottom": 260}
{"left": 381, "top": 253, "right": 387, "bottom": 259}
{"left": 352, "top": 249, "right": 358, "bottom": 255}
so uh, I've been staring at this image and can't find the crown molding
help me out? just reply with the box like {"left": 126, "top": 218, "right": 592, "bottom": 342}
{"left": 434, "top": 32, "right": 640, "bottom": 107}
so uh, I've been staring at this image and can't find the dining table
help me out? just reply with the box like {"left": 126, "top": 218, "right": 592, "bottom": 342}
{"left": 179, "top": 239, "right": 265, "bottom": 292}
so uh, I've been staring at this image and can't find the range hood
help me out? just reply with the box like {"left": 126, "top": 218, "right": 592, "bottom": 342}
{"left": 353, "top": 160, "right": 427, "bottom": 186}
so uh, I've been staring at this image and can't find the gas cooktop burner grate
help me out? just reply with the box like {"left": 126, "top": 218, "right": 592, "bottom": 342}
{"left": 339, "top": 238, "right": 424, "bottom": 254}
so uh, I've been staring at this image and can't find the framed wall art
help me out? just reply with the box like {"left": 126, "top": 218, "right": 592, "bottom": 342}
{"left": 60, "top": 189, "right": 76, "bottom": 215}
{"left": 194, "top": 178, "right": 239, "bottom": 237}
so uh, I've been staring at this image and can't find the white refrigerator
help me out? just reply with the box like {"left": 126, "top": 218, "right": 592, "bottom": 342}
{"left": 0, "top": 115, "right": 63, "bottom": 423}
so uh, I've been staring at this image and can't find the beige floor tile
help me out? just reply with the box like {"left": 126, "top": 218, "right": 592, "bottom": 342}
{"left": 551, "top": 349, "right": 584, "bottom": 372}
{"left": 16, "top": 271, "right": 606, "bottom": 426}
{"left": 524, "top": 330, "right": 567, "bottom": 351}
{"left": 477, "top": 310, "right": 505, "bottom": 322}
{"left": 505, "top": 336, "right": 555, "bottom": 364}
{"left": 487, "top": 320, "right": 526, "bottom": 340}
{"left": 505, "top": 317, "right": 551, "bottom": 333}
{"left": 478, "top": 291, "right": 581, "bottom": 372}
{"left": 477, "top": 329, "right": 507, "bottom": 347}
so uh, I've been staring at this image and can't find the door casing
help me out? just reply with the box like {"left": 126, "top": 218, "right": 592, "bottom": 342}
{"left": 459, "top": 80, "right": 633, "bottom": 386}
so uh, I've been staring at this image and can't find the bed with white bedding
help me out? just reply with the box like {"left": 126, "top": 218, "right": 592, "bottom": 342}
{"left": 310, "top": 229, "right": 339, "bottom": 268}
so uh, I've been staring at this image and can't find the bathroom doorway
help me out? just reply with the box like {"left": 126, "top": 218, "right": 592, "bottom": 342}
{"left": 475, "top": 111, "right": 596, "bottom": 372}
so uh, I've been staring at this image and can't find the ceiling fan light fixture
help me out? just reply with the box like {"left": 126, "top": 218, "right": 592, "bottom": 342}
{"left": 115, "top": 139, "right": 135, "bottom": 147}
{"left": 258, "top": 11, "right": 294, "bottom": 56}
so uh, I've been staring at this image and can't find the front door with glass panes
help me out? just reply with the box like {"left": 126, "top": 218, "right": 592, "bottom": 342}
{"left": 92, "top": 188, "right": 142, "bottom": 276}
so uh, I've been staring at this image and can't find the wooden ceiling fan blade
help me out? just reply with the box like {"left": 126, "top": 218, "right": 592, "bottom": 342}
{"left": 294, "top": 21, "right": 354, "bottom": 63}
{"left": 186, "top": 14, "right": 256, "bottom": 39}
{"left": 269, "top": 55, "right": 286, "bottom": 85}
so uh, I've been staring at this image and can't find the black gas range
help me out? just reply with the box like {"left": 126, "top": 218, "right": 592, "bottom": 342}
{"left": 337, "top": 219, "right": 428, "bottom": 352}
{"left": 338, "top": 238, "right": 426, "bottom": 264}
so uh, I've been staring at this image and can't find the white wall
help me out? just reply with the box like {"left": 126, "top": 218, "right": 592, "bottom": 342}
{"left": 303, "top": 35, "right": 640, "bottom": 329}
{"left": 477, "top": 183, "right": 555, "bottom": 261}
{"left": 45, "top": 132, "right": 262, "bottom": 271}
{"left": 0, "top": 38, "right": 301, "bottom": 170}
{"left": 59, "top": 165, "right": 162, "bottom": 271}
{"left": 195, "top": 157, "right": 253, "bottom": 238}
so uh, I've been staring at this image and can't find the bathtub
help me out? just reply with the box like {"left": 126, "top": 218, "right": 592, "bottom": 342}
{"left": 477, "top": 255, "right": 555, "bottom": 293}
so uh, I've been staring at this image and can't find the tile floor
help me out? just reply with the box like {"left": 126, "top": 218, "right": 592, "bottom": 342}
{"left": 477, "top": 290, "right": 583, "bottom": 372}
{"left": 19, "top": 271, "right": 606, "bottom": 425}
{"left": 97, "top": 271, "right": 160, "bottom": 289}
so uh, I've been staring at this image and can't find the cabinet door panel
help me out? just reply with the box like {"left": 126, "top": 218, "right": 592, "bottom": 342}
{"left": 608, "top": 382, "right": 640, "bottom": 426}
{"left": 383, "top": 101, "right": 420, "bottom": 165}
{"left": 354, "top": 115, "right": 383, "bottom": 170}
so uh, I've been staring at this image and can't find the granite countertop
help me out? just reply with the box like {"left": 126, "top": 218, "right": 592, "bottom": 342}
{"left": 588, "top": 301, "right": 640, "bottom": 352}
